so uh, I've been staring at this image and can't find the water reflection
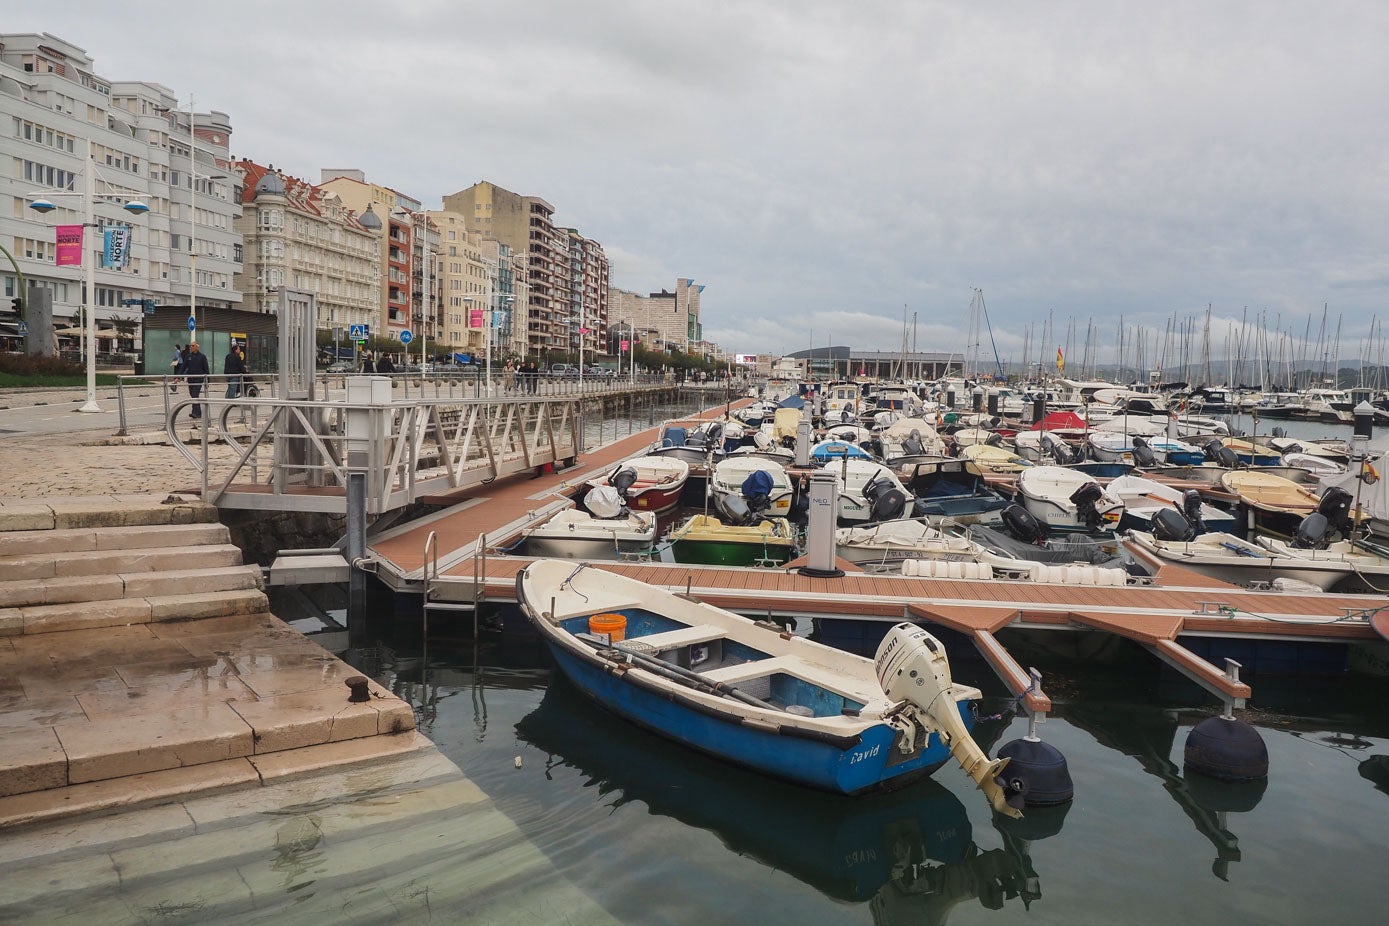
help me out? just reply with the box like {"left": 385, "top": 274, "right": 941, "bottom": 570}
{"left": 517, "top": 675, "right": 1066, "bottom": 922}
{"left": 1063, "top": 703, "right": 1265, "bottom": 880}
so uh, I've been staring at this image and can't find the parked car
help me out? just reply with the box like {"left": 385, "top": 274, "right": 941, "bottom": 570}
{"left": 326, "top": 361, "right": 354, "bottom": 373}
{"left": 548, "top": 363, "right": 578, "bottom": 377}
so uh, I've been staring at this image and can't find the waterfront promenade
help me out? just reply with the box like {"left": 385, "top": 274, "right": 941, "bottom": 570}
{"left": 0, "top": 386, "right": 624, "bottom": 922}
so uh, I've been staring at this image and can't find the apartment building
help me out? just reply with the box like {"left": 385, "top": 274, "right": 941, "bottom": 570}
{"left": 441, "top": 180, "right": 608, "bottom": 360}
{"left": 558, "top": 227, "right": 609, "bottom": 358}
{"left": 0, "top": 32, "right": 241, "bottom": 348}
{"left": 232, "top": 160, "right": 379, "bottom": 330}
{"left": 608, "top": 279, "right": 706, "bottom": 356}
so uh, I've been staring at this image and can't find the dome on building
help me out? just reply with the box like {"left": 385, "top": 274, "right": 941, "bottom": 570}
{"left": 253, "top": 171, "right": 286, "bottom": 197}
{"left": 358, "top": 203, "right": 382, "bottom": 230}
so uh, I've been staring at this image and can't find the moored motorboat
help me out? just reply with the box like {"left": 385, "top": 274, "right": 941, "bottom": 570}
{"left": 667, "top": 514, "right": 798, "bottom": 567}
{"left": 515, "top": 559, "right": 1020, "bottom": 810}
{"left": 1017, "top": 465, "right": 1125, "bottom": 533}
{"left": 1106, "top": 473, "right": 1236, "bottom": 536}
{"left": 835, "top": 518, "right": 980, "bottom": 570}
{"left": 522, "top": 500, "right": 658, "bottom": 560}
{"left": 833, "top": 458, "right": 914, "bottom": 523}
{"left": 1124, "top": 529, "right": 1354, "bottom": 591}
{"left": 710, "top": 455, "right": 795, "bottom": 519}
{"left": 961, "top": 443, "right": 1033, "bottom": 474}
{"left": 587, "top": 455, "right": 690, "bottom": 514}
{"left": 896, "top": 457, "right": 1010, "bottom": 526}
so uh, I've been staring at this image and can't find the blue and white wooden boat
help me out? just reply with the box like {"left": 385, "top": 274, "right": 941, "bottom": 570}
{"left": 516, "top": 559, "right": 1020, "bottom": 812}
{"left": 809, "top": 438, "right": 872, "bottom": 463}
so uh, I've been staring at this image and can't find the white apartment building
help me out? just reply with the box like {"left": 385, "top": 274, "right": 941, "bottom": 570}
{"left": 0, "top": 32, "right": 242, "bottom": 348}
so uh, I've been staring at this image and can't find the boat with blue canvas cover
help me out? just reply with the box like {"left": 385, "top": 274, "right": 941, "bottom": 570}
{"left": 516, "top": 559, "right": 1021, "bottom": 812}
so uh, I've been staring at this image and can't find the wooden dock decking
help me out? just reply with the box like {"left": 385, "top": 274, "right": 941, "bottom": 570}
{"left": 361, "top": 398, "right": 1387, "bottom": 713}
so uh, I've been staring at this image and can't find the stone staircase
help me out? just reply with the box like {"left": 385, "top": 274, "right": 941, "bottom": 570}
{"left": 0, "top": 495, "right": 417, "bottom": 831}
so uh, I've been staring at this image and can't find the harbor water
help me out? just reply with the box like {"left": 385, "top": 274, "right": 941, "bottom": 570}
{"left": 349, "top": 616, "right": 1389, "bottom": 926}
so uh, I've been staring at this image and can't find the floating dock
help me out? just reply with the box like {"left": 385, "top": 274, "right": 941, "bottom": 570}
{"left": 362, "top": 399, "right": 1388, "bottom": 717}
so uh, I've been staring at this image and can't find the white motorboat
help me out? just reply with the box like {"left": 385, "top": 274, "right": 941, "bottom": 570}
{"left": 710, "top": 455, "right": 795, "bottom": 519}
{"left": 878, "top": 417, "right": 948, "bottom": 461}
{"left": 1017, "top": 465, "right": 1125, "bottom": 533}
{"left": 833, "top": 458, "right": 914, "bottom": 523}
{"left": 835, "top": 518, "right": 980, "bottom": 570}
{"left": 1106, "top": 474, "right": 1236, "bottom": 536}
{"left": 1254, "top": 535, "right": 1389, "bottom": 592}
{"left": 585, "top": 455, "right": 690, "bottom": 514}
{"left": 1124, "top": 530, "right": 1355, "bottom": 591}
{"left": 522, "top": 501, "right": 658, "bottom": 560}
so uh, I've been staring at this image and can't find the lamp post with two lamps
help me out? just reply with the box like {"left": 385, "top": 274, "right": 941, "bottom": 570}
{"left": 29, "top": 141, "right": 149, "bottom": 413}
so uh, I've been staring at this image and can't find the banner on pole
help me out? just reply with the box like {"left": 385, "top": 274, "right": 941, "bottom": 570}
{"left": 56, "top": 225, "right": 84, "bottom": 266}
{"left": 620, "top": 339, "right": 630, "bottom": 351}
{"left": 469, "top": 308, "right": 484, "bottom": 329}
{"left": 102, "top": 226, "right": 132, "bottom": 269}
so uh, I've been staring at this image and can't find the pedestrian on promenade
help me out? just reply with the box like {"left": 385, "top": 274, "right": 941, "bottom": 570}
{"left": 377, "top": 353, "right": 395, "bottom": 386}
{"left": 170, "top": 344, "right": 183, "bottom": 392}
{"left": 182, "top": 341, "right": 211, "bottom": 419}
{"left": 361, "top": 355, "right": 375, "bottom": 374}
{"left": 224, "top": 343, "right": 247, "bottom": 398}
{"left": 503, "top": 360, "right": 516, "bottom": 393}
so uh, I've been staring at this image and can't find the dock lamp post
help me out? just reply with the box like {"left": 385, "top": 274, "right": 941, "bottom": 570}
{"left": 29, "top": 145, "right": 150, "bottom": 413}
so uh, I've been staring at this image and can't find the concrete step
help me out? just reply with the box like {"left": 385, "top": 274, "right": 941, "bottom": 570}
{"left": 0, "top": 495, "right": 217, "bottom": 533}
{"left": 4, "top": 587, "right": 270, "bottom": 636}
{"left": 0, "top": 521, "right": 230, "bottom": 558}
{"left": 0, "top": 543, "right": 245, "bottom": 582}
{"left": 0, "top": 640, "right": 413, "bottom": 803}
{"left": 0, "top": 564, "right": 261, "bottom": 611}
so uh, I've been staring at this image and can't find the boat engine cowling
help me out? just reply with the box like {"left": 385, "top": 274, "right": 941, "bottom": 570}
{"left": 874, "top": 623, "right": 1022, "bottom": 817}
{"left": 1181, "top": 489, "right": 1207, "bottom": 533}
{"left": 1318, "top": 486, "right": 1355, "bottom": 538}
{"left": 1001, "top": 503, "right": 1047, "bottom": 544}
{"left": 1205, "top": 439, "right": 1240, "bottom": 469}
{"left": 1069, "top": 481, "right": 1106, "bottom": 529}
{"left": 901, "top": 430, "right": 924, "bottom": 456}
{"left": 610, "top": 467, "right": 639, "bottom": 499}
{"left": 584, "top": 485, "right": 627, "bottom": 519}
{"left": 1292, "top": 512, "right": 1331, "bottom": 549}
{"left": 1151, "top": 506, "right": 1195, "bottom": 542}
{"left": 864, "top": 476, "right": 910, "bottom": 522}
{"left": 715, "top": 493, "right": 753, "bottom": 525}
{"left": 1132, "top": 436, "right": 1157, "bottom": 467}
{"left": 985, "top": 431, "right": 1004, "bottom": 447}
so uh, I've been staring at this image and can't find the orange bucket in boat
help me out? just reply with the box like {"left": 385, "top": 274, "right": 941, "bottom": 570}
{"left": 589, "top": 612, "right": 627, "bottom": 643}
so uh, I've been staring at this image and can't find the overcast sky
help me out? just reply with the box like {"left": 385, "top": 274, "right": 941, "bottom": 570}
{"left": 13, "top": 1, "right": 1389, "bottom": 367}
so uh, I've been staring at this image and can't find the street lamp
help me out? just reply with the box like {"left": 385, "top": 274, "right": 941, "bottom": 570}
{"left": 29, "top": 141, "right": 150, "bottom": 413}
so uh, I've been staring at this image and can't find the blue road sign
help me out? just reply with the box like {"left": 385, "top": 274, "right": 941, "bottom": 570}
{"left": 187, "top": 316, "right": 197, "bottom": 331}
{"left": 349, "top": 324, "right": 369, "bottom": 340}
{"left": 17, "top": 321, "right": 28, "bottom": 336}
{"left": 399, "top": 330, "right": 413, "bottom": 345}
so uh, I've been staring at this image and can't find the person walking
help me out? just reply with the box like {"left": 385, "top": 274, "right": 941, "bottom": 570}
{"left": 224, "top": 343, "right": 247, "bottom": 398}
{"left": 183, "top": 341, "right": 211, "bottom": 419}
{"left": 503, "top": 360, "right": 516, "bottom": 394}
{"left": 169, "top": 343, "right": 183, "bottom": 392}
{"left": 361, "top": 354, "right": 375, "bottom": 374}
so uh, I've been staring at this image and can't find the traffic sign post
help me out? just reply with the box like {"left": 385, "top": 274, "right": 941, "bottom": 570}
{"left": 187, "top": 315, "right": 197, "bottom": 332}
{"left": 399, "top": 330, "right": 413, "bottom": 345}
{"left": 349, "top": 323, "right": 369, "bottom": 341}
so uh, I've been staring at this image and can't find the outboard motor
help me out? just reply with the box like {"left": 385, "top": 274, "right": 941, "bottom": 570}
{"left": 1067, "top": 442, "right": 1087, "bottom": 465}
{"left": 1181, "top": 489, "right": 1207, "bottom": 534}
{"left": 1069, "top": 481, "right": 1106, "bottom": 530}
{"left": 1151, "top": 507, "right": 1195, "bottom": 542}
{"left": 1318, "top": 485, "right": 1356, "bottom": 539}
{"left": 1131, "top": 436, "right": 1157, "bottom": 467}
{"left": 1001, "top": 503, "right": 1047, "bottom": 544}
{"left": 863, "top": 475, "right": 910, "bottom": 522}
{"left": 874, "top": 623, "right": 1021, "bottom": 817}
{"left": 715, "top": 493, "right": 754, "bottom": 525}
{"left": 704, "top": 422, "right": 724, "bottom": 449}
{"left": 985, "top": 431, "right": 1004, "bottom": 447}
{"left": 1050, "top": 438, "right": 1073, "bottom": 465}
{"left": 1272, "top": 427, "right": 1287, "bottom": 438}
{"left": 1203, "top": 438, "right": 1239, "bottom": 468}
{"left": 863, "top": 438, "right": 885, "bottom": 459}
{"left": 740, "top": 469, "right": 776, "bottom": 519}
{"left": 901, "top": 429, "right": 925, "bottom": 456}
{"left": 609, "top": 467, "right": 639, "bottom": 500}
{"left": 1292, "top": 512, "right": 1331, "bottom": 549}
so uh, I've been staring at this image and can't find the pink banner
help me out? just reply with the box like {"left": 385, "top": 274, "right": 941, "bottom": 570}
{"left": 56, "top": 225, "right": 84, "bottom": 267}
{"left": 469, "top": 308, "right": 484, "bottom": 329}
{"left": 620, "top": 340, "right": 630, "bottom": 351}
